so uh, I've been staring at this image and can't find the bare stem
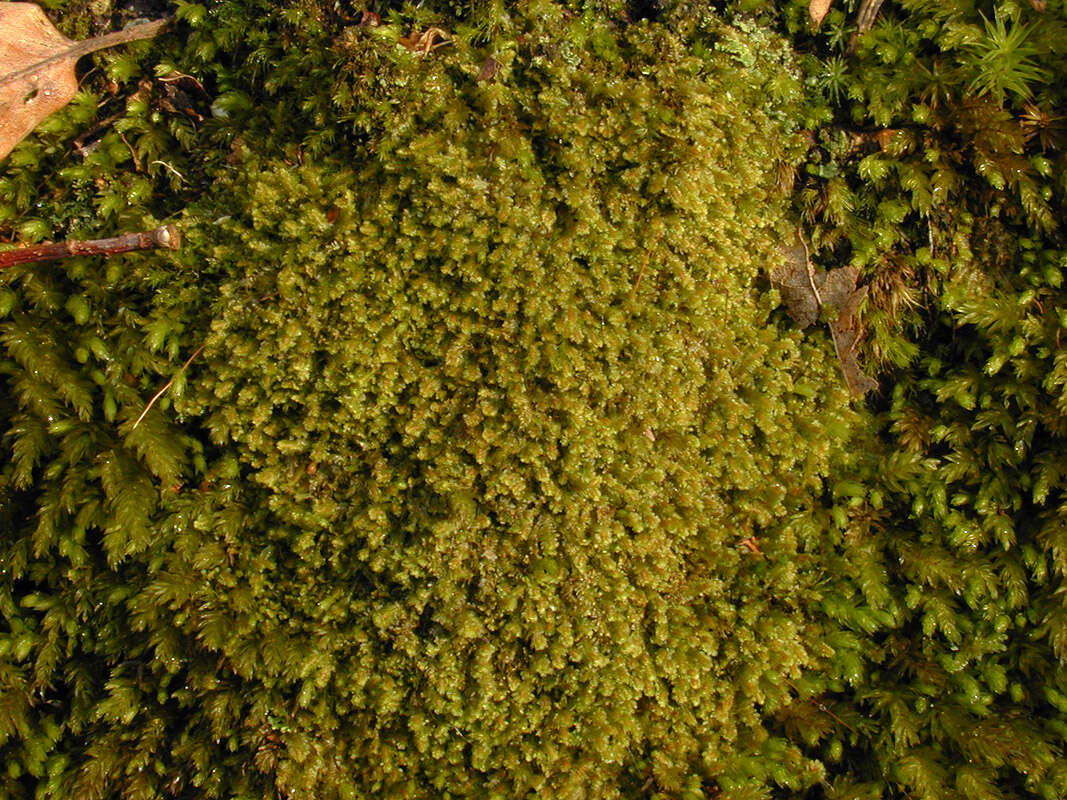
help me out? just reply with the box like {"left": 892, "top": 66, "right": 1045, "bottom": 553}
{"left": 797, "top": 228, "right": 823, "bottom": 307}
{"left": 848, "top": 0, "right": 886, "bottom": 52}
{"left": 0, "top": 225, "right": 180, "bottom": 270}
{"left": 132, "top": 343, "right": 205, "bottom": 430}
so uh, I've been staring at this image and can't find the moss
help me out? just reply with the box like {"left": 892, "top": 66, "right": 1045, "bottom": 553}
{"left": 0, "top": 3, "right": 868, "bottom": 797}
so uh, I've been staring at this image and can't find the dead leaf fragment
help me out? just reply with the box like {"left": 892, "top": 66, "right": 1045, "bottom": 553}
{"left": 809, "top": 0, "right": 833, "bottom": 29}
{"left": 771, "top": 232, "right": 877, "bottom": 396}
{"left": 477, "top": 56, "right": 500, "bottom": 82}
{"left": 829, "top": 323, "right": 878, "bottom": 396}
{"left": 740, "top": 537, "right": 763, "bottom": 556}
{"left": 819, "top": 265, "right": 865, "bottom": 319}
{"left": 771, "top": 238, "right": 819, "bottom": 328}
{"left": 399, "top": 27, "right": 450, "bottom": 57}
{"left": 0, "top": 4, "right": 167, "bottom": 161}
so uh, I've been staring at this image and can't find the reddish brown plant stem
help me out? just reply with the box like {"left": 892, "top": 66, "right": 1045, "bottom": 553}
{"left": 0, "top": 224, "right": 180, "bottom": 269}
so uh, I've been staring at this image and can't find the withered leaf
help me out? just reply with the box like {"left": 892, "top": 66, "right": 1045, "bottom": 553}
{"left": 399, "top": 27, "right": 450, "bottom": 56}
{"left": 817, "top": 265, "right": 865, "bottom": 319}
{"left": 477, "top": 57, "right": 500, "bottom": 82}
{"left": 771, "top": 238, "right": 819, "bottom": 329}
{"left": 772, "top": 233, "right": 877, "bottom": 396}
{"left": 0, "top": 4, "right": 167, "bottom": 161}
{"left": 809, "top": 0, "right": 833, "bottom": 29}
{"left": 828, "top": 323, "right": 878, "bottom": 396}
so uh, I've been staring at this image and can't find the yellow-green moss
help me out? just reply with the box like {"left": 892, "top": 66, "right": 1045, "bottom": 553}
{"left": 0, "top": 5, "right": 861, "bottom": 798}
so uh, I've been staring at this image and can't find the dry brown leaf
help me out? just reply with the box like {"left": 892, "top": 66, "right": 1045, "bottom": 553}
{"left": 740, "top": 537, "right": 763, "bottom": 556}
{"left": 818, "top": 265, "right": 864, "bottom": 318}
{"left": 399, "top": 27, "right": 450, "bottom": 57}
{"left": 477, "top": 56, "right": 500, "bottom": 82}
{"left": 828, "top": 323, "right": 878, "bottom": 396}
{"left": 771, "top": 236, "right": 819, "bottom": 329}
{"left": 809, "top": 0, "right": 833, "bottom": 29}
{"left": 771, "top": 232, "right": 877, "bottom": 396}
{"left": 0, "top": 4, "right": 167, "bottom": 161}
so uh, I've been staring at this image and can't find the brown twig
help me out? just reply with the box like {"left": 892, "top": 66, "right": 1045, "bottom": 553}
{"left": 629, "top": 235, "right": 661, "bottom": 300}
{"left": 0, "top": 224, "right": 180, "bottom": 269}
{"left": 797, "top": 228, "right": 823, "bottom": 308}
{"left": 72, "top": 110, "right": 124, "bottom": 153}
{"left": 784, "top": 678, "right": 858, "bottom": 734}
{"left": 132, "top": 343, "right": 205, "bottom": 430}
{"left": 848, "top": 0, "right": 886, "bottom": 52}
{"left": 117, "top": 131, "right": 140, "bottom": 170}
{"left": 156, "top": 71, "right": 206, "bottom": 93}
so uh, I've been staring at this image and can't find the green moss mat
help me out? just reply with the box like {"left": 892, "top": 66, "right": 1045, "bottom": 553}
{"left": 0, "top": 4, "right": 861, "bottom": 797}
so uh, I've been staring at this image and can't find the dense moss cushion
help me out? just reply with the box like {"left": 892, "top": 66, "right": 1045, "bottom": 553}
{"left": 0, "top": 5, "right": 856, "bottom": 798}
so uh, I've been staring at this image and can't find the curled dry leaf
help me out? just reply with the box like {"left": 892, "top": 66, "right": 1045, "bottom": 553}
{"left": 0, "top": 3, "right": 167, "bottom": 161}
{"left": 477, "top": 56, "right": 500, "bottom": 82}
{"left": 772, "top": 238, "right": 820, "bottom": 328}
{"left": 830, "top": 323, "right": 878, "bottom": 397}
{"left": 740, "top": 537, "right": 763, "bottom": 556}
{"left": 399, "top": 27, "right": 450, "bottom": 56}
{"left": 809, "top": 0, "right": 833, "bottom": 29}
{"left": 771, "top": 232, "right": 877, "bottom": 396}
{"left": 819, "top": 264, "right": 867, "bottom": 320}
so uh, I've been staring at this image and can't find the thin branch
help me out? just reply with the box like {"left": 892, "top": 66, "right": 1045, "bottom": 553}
{"left": 72, "top": 110, "right": 124, "bottom": 153}
{"left": 0, "top": 225, "right": 180, "bottom": 269}
{"left": 784, "top": 678, "right": 858, "bottom": 734}
{"left": 132, "top": 343, "right": 205, "bottom": 430}
{"left": 149, "top": 160, "right": 185, "bottom": 182}
{"left": 629, "top": 235, "right": 661, "bottom": 300}
{"left": 848, "top": 0, "right": 886, "bottom": 52}
{"left": 854, "top": 0, "right": 885, "bottom": 34}
{"left": 797, "top": 227, "right": 823, "bottom": 307}
{"left": 117, "top": 131, "right": 140, "bottom": 170}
